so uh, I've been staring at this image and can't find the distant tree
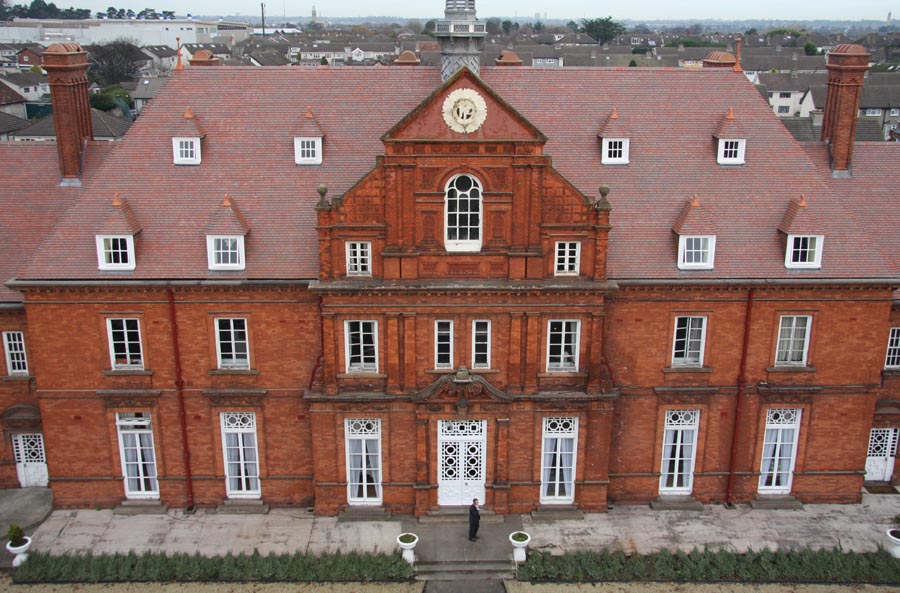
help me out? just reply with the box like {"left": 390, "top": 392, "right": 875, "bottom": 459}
{"left": 424, "top": 19, "right": 435, "bottom": 32}
{"left": 86, "top": 39, "right": 146, "bottom": 85}
{"left": 0, "top": 0, "right": 8, "bottom": 20}
{"left": 320, "top": 56, "right": 328, "bottom": 65}
{"left": 687, "top": 23, "right": 703, "bottom": 35}
{"left": 90, "top": 84, "right": 130, "bottom": 111}
{"left": 501, "top": 19, "right": 512, "bottom": 35}
{"left": 580, "top": 17, "right": 625, "bottom": 45}
{"left": 804, "top": 41, "right": 818, "bottom": 55}
{"left": 631, "top": 47, "right": 647, "bottom": 54}
{"left": 406, "top": 18, "right": 421, "bottom": 33}
{"left": 566, "top": 20, "right": 578, "bottom": 32}
{"left": 744, "top": 27, "right": 758, "bottom": 36}
{"left": 628, "top": 59, "right": 637, "bottom": 67}
{"left": 533, "top": 20, "right": 544, "bottom": 33}
{"left": 485, "top": 17, "right": 500, "bottom": 35}
{"left": 632, "top": 23, "right": 652, "bottom": 34}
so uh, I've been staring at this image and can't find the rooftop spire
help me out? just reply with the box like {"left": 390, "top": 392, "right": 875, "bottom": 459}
{"left": 436, "top": 0, "right": 485, "bottom": 81}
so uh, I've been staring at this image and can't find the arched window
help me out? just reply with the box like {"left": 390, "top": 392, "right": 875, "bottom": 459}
{"left": 444, "top": 174, "right": 482, "bottom": 252}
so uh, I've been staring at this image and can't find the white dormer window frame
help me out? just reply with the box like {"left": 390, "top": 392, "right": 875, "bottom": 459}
{"left": 785, "top": 234, "right": 823, "bottom": 269}
{"left": 96, "top": 235, "right": 136, "bottom": 271}
{"left": 601, "top": 138, "right": 630, "bottom": 165}
{"left": 294, "top": 137, "right": 322, "bottom": 165}
{"left": 717, "top": 138, "right": 746, "bottom": 165}
{"left": 207, "top": 235, "right": 245, "bottom": 270}
{"left": 865, "top": 108, "right": 882, "bottom": 117}
{"left": 173, "top": 137, "right": 201, "bottom": 165}
{"left": 677, "top": 235, "right": 716, "bottom": 270}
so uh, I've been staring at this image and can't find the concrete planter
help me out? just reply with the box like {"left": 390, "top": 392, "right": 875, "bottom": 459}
{"left": 509, "top": 531, "right": 530, "bottom": 563}
{"left": 397, "top": 532, "right": 418, "bottom": 565}
{"left": 887, "top": 529, "right": 900, "bottom": 559}
{"left": 6, "top": 536, "right": 32, "bottom": 567}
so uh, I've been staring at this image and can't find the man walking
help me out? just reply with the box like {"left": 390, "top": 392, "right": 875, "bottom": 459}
{"left": 468, "top": 498, "right": 480, "bottom": 542}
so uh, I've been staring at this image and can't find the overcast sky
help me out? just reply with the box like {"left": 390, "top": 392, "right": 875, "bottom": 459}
{"left": 58, "top": 1, "right": 896, "bottom": 21}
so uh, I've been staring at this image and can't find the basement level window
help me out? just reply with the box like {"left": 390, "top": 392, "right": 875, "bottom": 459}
{"left": 172, "top": 137, "right": 201, "bottom": 165}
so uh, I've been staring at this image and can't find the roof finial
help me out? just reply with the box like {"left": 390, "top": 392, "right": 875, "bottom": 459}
{"left": 306, "top": 106, "right": 313, "bottom": 119}
{"left": 112, "top": 192, "right": 122, "bottom": 206}
{"left": 610, "top": 106, "right": 619, "bottom": 120}
{"left": 222, "top": 193, "right": 232, "bottom": 207}
{"left": 174, "top": 36, "right": 183, "bottom": 72}
{"left": 733, "top": 37, "right": 744, "bottom": 73}
{"left": 184, "top": 106, "right": 194, "bottom": 119}
{"left": 725, "top": 106, "right": 735, "bottom": 120}
{"left": 691, "top": 194, "right": 700, "bottom": 207}
{"left": 799, "top": 194, "right": 808, "bottom": 207}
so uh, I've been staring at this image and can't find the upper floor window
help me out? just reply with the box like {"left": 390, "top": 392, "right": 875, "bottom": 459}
{"left": 472, "top": 320, "right": 491, "bottom": 369}
{"left": 445, "top": 174, "right": 482, "bottom": 252}
{"left": 678, "top": 235, "right": 715, "bottom": 270}
{"left": 777, "top": 106, "right": 790, "bottom": 114}
{"left": 547, "top": 320, "right": 580, "bottom": 372}
{"left": 294, "top": 137, "right": 322, "bottom": 165}
{"left": 435, "top": 320, "right": 453, "bottom": 369}
{"left": 865, "top": 108, "right": 882, "bottom": 117}
{"left": 96, "top": 235, "right": 136, "bottom": 271}
{"left": 106, "top": 318, "right": 143, "bottom": 370}
{"left": 554, "top": 241, "right": 581, "bottom": 276}
{"left": 779, "top": 92, "right": 791, "bottom": 99}
{"left": 2, "top": 331, "right": 28, "bottom": 375}
{"left": 890, "top": 108, "right": 900, "bottom": 117}
{"left": 785, "top": 234, "right": 823, "bottom": 269}
{"left": 216, "top": 317, "right": 250, "bottom": 369}
{"left": 207, "top": 235, "right": 245, "bottom": 270}
{"left": 601, "top": 138, "right": 630, "bottom": 165}
{"left": 346, "top": 241, "right": 372, "bottom": 277}
{"left": 717, "top": 139, "right": 746, "bottom": 165}
{"left": 885, "top": 327, "right": 900, "bottom": 369}
{"left": 775, "top": 315, "right": 811, "bottom": 367}
{"left": 672, "top": 316, "right": 706, "bottom": 367}
{"left": 345, "top": 320, "right": 378, "bottom": 373}
{"left": 172, "top": 137, "right": 201, "bottom": 165}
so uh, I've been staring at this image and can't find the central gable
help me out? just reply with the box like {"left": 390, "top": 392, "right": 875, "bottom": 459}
{"left": 384, "top": 68, "right": 546, "bottom": 144}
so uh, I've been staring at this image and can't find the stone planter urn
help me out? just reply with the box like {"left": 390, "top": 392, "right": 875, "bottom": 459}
{"left": 509, "top": 531, "right": 531, "bottom": 563}
{"left": 397, "top": 532, "right": 418, "bottom": 565}
{"left": 6, "top": 536, "right": 32, "bottom": 567}
{"left": 887, "top": 528, "right": 900, "bottom": 559}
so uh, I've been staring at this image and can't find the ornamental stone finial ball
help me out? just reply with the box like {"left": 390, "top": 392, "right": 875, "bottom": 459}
{"left": 598, "top": 185, "right": 610, "bottom": 198}
{"left": 317, "top": 184, "right": 328, "bottom": 197}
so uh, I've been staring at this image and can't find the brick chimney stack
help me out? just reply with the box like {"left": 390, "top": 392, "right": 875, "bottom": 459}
{"left": 42, "top": 43, "right": 93, "bottom": 185}
{"left": 821, "top": 44, "right": 870, "bottom": 175}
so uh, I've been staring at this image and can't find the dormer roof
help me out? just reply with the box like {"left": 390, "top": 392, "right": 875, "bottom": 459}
{"left": 206, "top": 194, "right": 250, "bottom": 235}
{"left": 778, "top": 195, "right": 821, "bottom": 235}
{"left": 171, "top": 106, "right": 205, "bottom": 138}
{"left": 295, "top": 107, "right": 325, "bottom": 137}
{"left": 713, "top": 107, "right": 745, "bottom": 138}
{"left": 597, "top": 106, "right": 629, "bottom": 137}
{"left": 672, "top": 195, "right": 716, "bottom": 235}
{"left": 98, "top": 193, "right": 142, "bottom": 235}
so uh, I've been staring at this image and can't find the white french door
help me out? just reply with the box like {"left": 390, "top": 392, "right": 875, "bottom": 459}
{"left": 540, "top": 417, "right": 578, "bottom": 503}
{"left": 12, "top": 433, "right": 48, "bottom": 487}
{"left": 659, "top": 409, "right": 699, "bottom": 495}
{"left": 758, "top": 408, "right": 801, "bottom": 493}
{"left": 438, "top": 419, "right": 485, "bottom": 506}
{"left": 345, "top": 418, "right": 382, "bottom": 504}
{"left": 865, "top": 428, "right": 899, "bottom": 482}
{"left": 221, "top": 412, "right": 260, "bottom": 498}
{"left": 116, "top": 413, "right": 159, "bottom": 499}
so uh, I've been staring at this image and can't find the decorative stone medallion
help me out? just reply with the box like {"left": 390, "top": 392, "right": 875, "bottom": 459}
{"left": 442, "top": 88, "right": 487, "bottom": 133}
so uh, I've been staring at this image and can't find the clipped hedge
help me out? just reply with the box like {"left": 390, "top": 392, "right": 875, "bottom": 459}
{"left": 519, "top": 548, "right": 900, "bottom": 583}
{"left": 13, "top": 550, "right": 413, "bottom": 584}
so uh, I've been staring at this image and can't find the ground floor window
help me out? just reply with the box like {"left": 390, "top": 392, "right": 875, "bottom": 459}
{"left": 758, "top": 408, "right": 801, "bottom": 493}
{"left": 221, "top": 412, "right": 260, "bottom": 498}
{"left": 116, "top": 412, "right": 159, "bottom": 499}
{"left": 659, "top": 409, "right": 699, "bottom": 494}
{"left": 345, "top": 418, "right": 382, "bottom": 504}
{"left": 540, "top": 417, "right": 578, "bottom": 503}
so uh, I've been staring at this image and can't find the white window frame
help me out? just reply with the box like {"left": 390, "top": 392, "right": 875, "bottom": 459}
{"left": 444, "top": 174, "right": 483, "bottom": 252}
{"left": 215, "top": 317, "right": 250, "bottom": 370}
{"left": 96, "top": 235, "right": 136, "bottom": 271}
{"left": 865, "top": 108, "right": 883, "bottom": 117}
{"left": 294, "top": 136, "right": 323, "bottom": 165}
{"left": 785, "top": 234, "right": 823, "bottom": 269}
{"left": 891, "top": 108, "right": 900, "bottom": 117}
{"left": 717, "top": 138, "right": 746, "bottom": 165}
{"left": 172, "top": 136, "right": 201, "bottom": 165}
{"left": 435, "top": 320, "right": 454, "bottom": 369}
{"left": 671, "top": 316, "right": 707, "bottom": 367}
{"left": 106, "top": 318, "right": 144, "bottom": 370}
{"left": 659, "top": 409, "right": 700, "bottom": 494}
{"left": 778, "top": 92, "right": 792, "bottom": 99}
{"left": 758, "top": 408, "right": 801, "bottom": 493}
{"left": 206, "top": 235, "right": 245, "bottom": 271}
{"left": 885, "top": 327, "right": 900, "bottom": 369}
{"left": 677, "top": 235, "right": 715, "bottom": 270}
{"left": 345, "top": 418, "right": 382, "bottom": 505}
{"left": 777, "top": 105, "right": 791, "bottom": 114}
{"left": 2, "top": 331, "right": 28, "bottom": 376}
{"left": 345, "top": 320, "right": 378, "bottom": 373}
{"left": 220, "top": 412, "right": 261, "bottom": 498}
{"left": 540, "top": 416, "right": 578, "bottom": 503}
{"left": 115, "top": 412, "right": 159, "bottom": 499}
{"left": 775, "top": 315, "right": 812, "bottom": 367}
{"left": 601, "top": 138, "right": 630, "bottom": 165}
{"left": 346, "top": 241, "right": 372, "bottom": 277}
{"left": 554, "top": 241, "right": 581, "bottom": 276}
{"left": 472, "top": 319, "right": 491, "bottom": 369}
{"left": 546, "top": 319, "right": 580, "bottom": 372}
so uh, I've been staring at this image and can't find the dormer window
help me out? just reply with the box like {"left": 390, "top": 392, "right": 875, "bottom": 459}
{"left": 601, "top": 138, "right": 630, "bottom": 164}
{"left": 294, "top": 137, "right": 322, "bottom": 165}
{"left": 173, "top": 137, "right": 201, "bottom": 165}
{"left": 717, "top": 139, "right": 745, "bottom": 165}
{"left": 96, "top": 235, "right": 135, "bottom": 271}
{"left": 207, "top": 235, "right": 245, "bottom": 270}
{"left": 785, "top": 234, "right": 823, "bottom": 269}
{"left": 678, "top": 235, "right": 715, "bottom": 270}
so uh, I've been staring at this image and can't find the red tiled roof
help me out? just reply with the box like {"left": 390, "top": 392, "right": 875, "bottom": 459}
{"left": 596, "top": 107, "right": 629, "bottom": 138}
{"left": 777, "top": 195, "right": 822, "bottom": 235}
{"left": 672, "top": 195, "right": 716, "bottom": 235}
{"left": 206, "top": 194, "right": 250, "bottom": 235}
{"left": 713, "top": 107, "right": 745, "bottom": 138}
{"left": 98, "top": 193, "right": 142, "bottom": 235}
{"left": 295, "top": 107, "right": 324, "bottom": 137}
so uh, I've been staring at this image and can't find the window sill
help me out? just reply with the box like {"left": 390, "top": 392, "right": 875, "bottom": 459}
{"left": 103, "top": 369, "right": 153, "bottom": 376}
{"left": 663, "top": 366, "right": 712, "bottom": 373}
{"left": 337, "top": 372, "right": 387, "bottom": 379}
{"left": 2, "top": 374, "right": 33, "bottom": 382}
{"left": 425, "top": 368, "right": 499, "bottom": 375}
{"left": 766, "top": 365, "right": 816, "bottom": 373}
{"left": 538, "top": 371, "right": 588, "bottom": 378}
{"left": 883, "top": 369, "right": 900, "bottom": 376}
{"left": 209, "top": 368, "right": 259, "bottom": 376}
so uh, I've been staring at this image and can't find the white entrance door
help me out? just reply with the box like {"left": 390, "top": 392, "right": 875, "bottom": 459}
{"left": 13, "top": 433, "right": 48, "bottom": 487}
{"left": 865, "top": 428, "right": 899, "bottom": 482}
{"left": 438, "top": 419, "right": 486, "bottom": 506}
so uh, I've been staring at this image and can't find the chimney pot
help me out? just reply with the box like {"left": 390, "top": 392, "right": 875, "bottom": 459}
{"left": 42, "top": 42, "right": 93, "bottom": 183}
{"left": 821, "top": 44, "right": 871, "bottom": 173}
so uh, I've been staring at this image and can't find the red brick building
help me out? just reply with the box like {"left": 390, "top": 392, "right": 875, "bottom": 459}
{"left": 1, "top": 2, "right": 899, "bottom": 515}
